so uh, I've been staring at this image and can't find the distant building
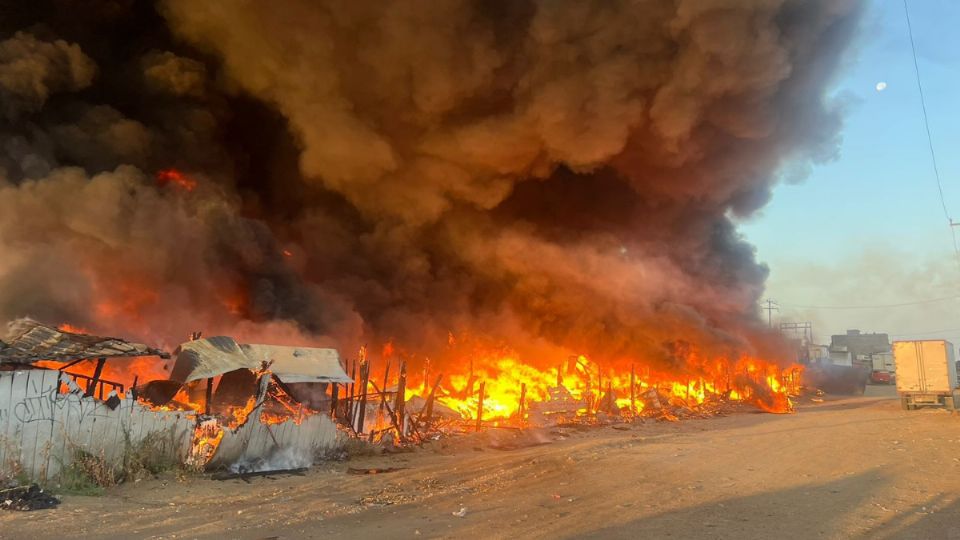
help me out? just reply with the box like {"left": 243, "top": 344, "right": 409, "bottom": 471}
{"left": 807, "top": 345, "right": 830, "bottom": 363}
{"left": 830, "top": 330, "right": 891, "bottom": 369}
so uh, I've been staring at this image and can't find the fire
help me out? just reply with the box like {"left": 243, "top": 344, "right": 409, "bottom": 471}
{"left": 35, "top": 355, "right": 170, "bottom": 395}
{"left": 155, "top": 168, "right": 198, "bottom": 191}
{"left": 392, "top": 347, "right": 801, "bottom": 424}
{"left": 31, "top": 318, "right": 801, "bottom": 466}
{"left": 58, "top": 323, "right": 89, "bottom": 334}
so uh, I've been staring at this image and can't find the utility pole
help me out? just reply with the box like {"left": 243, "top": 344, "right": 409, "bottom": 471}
{"left": 761, "top": 299, "right": 779, "bottom": 328}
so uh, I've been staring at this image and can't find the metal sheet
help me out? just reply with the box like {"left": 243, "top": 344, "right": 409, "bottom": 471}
{"left": 170, "top": 336, "right": 260, "bottom": 383}
{"left": 170, "top": 337, "right": 352, "bottom": 384}
{"left": 240, "top": 344, "right": 352, "bottom": 383}
{"left": 0, "top": 318, "right": 167, "bottom": 364}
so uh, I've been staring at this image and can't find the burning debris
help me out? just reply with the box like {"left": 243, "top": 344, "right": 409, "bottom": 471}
{"left": 1, "top": 318, "right": 803, "bottom": 486}
{"left": 0, "top": 320, "right": 348, "bottom": 483}
{"left": 330, "top": 340, "right": 801, "bottom": 449}
{"left": 0, "top": 0, "right": 862, "bottom": 487}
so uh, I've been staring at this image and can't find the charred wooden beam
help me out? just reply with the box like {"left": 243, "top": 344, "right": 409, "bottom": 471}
{"left": 356, "top": 360, "right": 369, "bottom": 434}
{"left": 422, "top": 373, "right": 443, "bottom": 424}
{"left": 83, "top": 357, "right": 106, "bottom": 398}
{"left": 205, "top": 377, "right": 214, "bottom": 415}
{"left": 211, "top": 467, "right": 308, "bottom": 481}
{"left": 376, "top": 358, "right": 392, "bottom": 424}
{"left": 393, "top": 359, "right": 407, "bottom": 435}
{"left": 369, "top": 380, "right": 404, "bottom": 442}
{"left": 347, "top": 358, "right": 357, "bottom": 422}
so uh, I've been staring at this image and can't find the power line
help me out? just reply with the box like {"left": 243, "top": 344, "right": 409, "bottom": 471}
{"left": 903, "top": 0, "right": 960, "bottom": 268}
{"left": 783, "top": 294, "right": 960, "bottom": 310}
{"left": 761, "top": 299, "right": 779, "bottom": 327}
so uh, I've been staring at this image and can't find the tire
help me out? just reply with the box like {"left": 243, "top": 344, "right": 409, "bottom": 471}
{"left": 945, "top": 396, "right": 955, "bottom": 411}
{"left": 901, "top": 397, "right": 912, "bottom": 411}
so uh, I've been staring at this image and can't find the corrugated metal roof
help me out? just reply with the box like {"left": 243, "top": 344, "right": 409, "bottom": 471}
{"left": 169, "top": 336, "right": 352, "bottom": 384}
{"left": 241, "top": 344, "right": 351, "bottom": 384}
{"left": 0, "top": 318, "right": 168, "bottom": 364}
{"left": 170, "top": 336, "right": 260, "bottom": 382}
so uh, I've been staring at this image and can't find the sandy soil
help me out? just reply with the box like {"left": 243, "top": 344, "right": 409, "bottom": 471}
{"left": 3, "top": 385, "right": 960, "bottom": 540}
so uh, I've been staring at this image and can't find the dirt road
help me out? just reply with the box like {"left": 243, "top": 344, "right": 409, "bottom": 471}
{"left": 3, "top": 386, "right": 959, "bottom": 540}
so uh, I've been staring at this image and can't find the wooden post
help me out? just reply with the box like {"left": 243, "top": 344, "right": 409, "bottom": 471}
{"left": 423, "top": 374, "right": 443, "bottom": 424}
{"left": 356, "top": 361, "right": 369, "bottom": 434}
{"left": 330, "top": 383, "right": 339, "bottom": 418}
{"left": 205, "top": 377, "right": 214, "bottom": 415}
{"left": 369, "top": 381, "right": 404, "bottom": 441}
{"left": 630, "top": 364, "right": 636, "bottom": 416}
{"left": 84, "top": 357, "right": 106, "bottom": 397}
{"left": 518, "top": 383, "right": 527, "bottom": 426}
{"left": 131, "top": 375, "right": 139, "bottom": 400}
{"left": 376, "top": 359, "right": 392, "bottom": 426}
{"left": 347, "top": 358, "right": 358, "bottom": 421}
{"left": 476, "top": 381, "right": 485, "bottom": 432}
{"left": 394, "top": 359, "right": 407, "bottom": 436}
{"left": 557, "top": 363, "right": 563, "bottom": 388}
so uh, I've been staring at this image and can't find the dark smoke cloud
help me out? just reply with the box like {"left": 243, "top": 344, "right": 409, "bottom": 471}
{"left": 0, "top": 0, "right": 862, "bottom": 368}
{"left": 0, "top": 31, "right": 95, "bottom": 120}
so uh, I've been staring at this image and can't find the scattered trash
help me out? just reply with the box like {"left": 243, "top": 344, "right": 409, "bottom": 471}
{"left": 0, "top": 484, "right": 60, "bottom": 511}
{"left": 452, "top": 506, "right": 468, "bottom": 517}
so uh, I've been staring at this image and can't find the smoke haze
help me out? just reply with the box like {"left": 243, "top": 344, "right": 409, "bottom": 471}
{"left": 0, "top": 0, "right": 863, "bottom": 368}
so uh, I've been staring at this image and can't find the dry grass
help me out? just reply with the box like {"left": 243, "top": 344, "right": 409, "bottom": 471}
{"left": 0, "top": 437, "right": 26, "bottom": 487}
{"left": 58, "top": 430, "right": 185, "bottom": 494}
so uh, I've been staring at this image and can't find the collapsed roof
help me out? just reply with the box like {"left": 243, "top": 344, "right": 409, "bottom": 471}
{"left": 0, "top": 318, "right": 167, "bottom": 365}
{"left": 170, "top": 336, "right": 352, "bottom": 384}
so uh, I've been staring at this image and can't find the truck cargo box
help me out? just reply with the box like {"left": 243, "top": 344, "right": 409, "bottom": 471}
{"left": 893, "top": 340, "right": 958, "bottom": 409}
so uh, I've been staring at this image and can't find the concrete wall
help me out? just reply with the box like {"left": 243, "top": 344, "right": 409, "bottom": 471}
{"left": 0, "top": 369, "right": 194, "bottom": 484}
{"left": 0, "top": 369, "right": 345, "bottom": 484}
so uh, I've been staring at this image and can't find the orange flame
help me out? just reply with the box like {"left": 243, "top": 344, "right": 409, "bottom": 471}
{"left": 391, "top": 345, "right": 800, "bottom": 424}
{"left": 155, "top": 168, "right": 198, "bottom": 192}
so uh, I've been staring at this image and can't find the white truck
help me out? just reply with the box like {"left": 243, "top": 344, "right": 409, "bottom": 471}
{"left": 893, "top": 340, "right": 959, "bottom": 410}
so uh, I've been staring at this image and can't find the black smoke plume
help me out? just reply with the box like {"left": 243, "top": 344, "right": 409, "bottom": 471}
{"left": 0, "top": 0, "right": 862, "bottom": 368}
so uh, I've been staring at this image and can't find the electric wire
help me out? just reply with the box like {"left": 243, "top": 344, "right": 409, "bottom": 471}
{"left": 783, "top": 294, "right": 960, "bottom": 310}
{"left": 903, "top": 0, "right": 960, "bottom": 268}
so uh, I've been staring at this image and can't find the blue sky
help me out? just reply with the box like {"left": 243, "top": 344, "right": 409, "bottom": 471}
{"left": 738, "top": 0, "right": 960, "bottom": 343}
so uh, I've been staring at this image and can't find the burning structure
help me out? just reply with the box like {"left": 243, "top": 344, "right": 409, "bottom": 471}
{"left": 0, "top": 320, "right": 350, "bottom": 481}
{"left": 0, "top": 1, "right": 862, "bottom": 479}
{"left": 0, "top": 318, "right": 801, "bottom": 482}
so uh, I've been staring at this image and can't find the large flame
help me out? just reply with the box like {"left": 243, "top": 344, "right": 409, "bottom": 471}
{"left": 388, "top": 344, "right": 800, "bottom": 424}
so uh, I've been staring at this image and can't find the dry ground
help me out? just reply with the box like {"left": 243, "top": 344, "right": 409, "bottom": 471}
{"left": 3, "top": 385, "right": 960, "bottom": 540}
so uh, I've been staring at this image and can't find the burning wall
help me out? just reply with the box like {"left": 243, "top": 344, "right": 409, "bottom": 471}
{"left": 0, "top": 3, "right": 864, "bottom": 398}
